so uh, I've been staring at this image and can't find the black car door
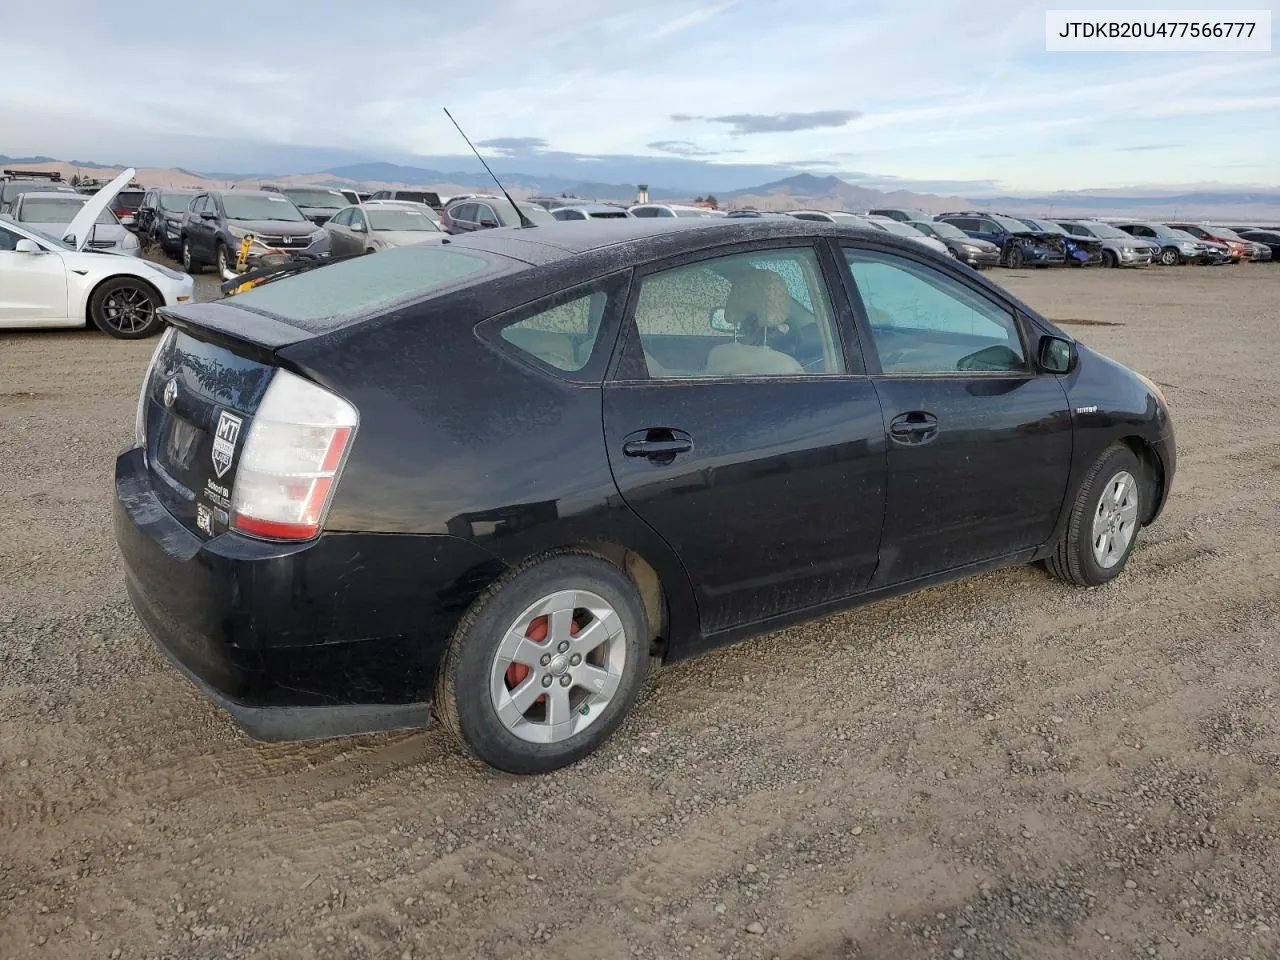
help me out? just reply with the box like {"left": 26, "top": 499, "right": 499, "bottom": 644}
{"left": 603, "top": 241, "right": 887, "bottom": 636}
{"left": 838, "top": 243, "right": 1072, "bottom": 585}
{"left": 190, "top": 195, "right": 215, "bottom": 257}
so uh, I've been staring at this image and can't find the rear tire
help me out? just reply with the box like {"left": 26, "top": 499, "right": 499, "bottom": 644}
{"left": 434, "top": 551, "right": 649, "bottom": 774}
{"left": 88, "top": 277, "right": 163, "bottom": 339}
{"left": 1046, "top": 446, "right": 1145, "bottom": 587}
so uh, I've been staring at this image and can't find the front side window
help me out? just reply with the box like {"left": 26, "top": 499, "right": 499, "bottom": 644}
{"left": 329, "top": 208, "right": 352, "bottom": 227}
{"left": 350, "top": 210, "right": 366, "bottom": 231}
{"left": 449, "top": 203, "right": 476, "bottom": 223}
{"left": 475, "top": 204, "right": 498, "bottom": 226}
{"left": 630, "top": 247, "right": 845, "bottom": 379}
{"left": 844, "top": 248, "right": 1025, "bottom": 375}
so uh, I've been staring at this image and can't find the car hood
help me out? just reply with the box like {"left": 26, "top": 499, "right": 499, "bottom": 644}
{"left": 228, "top": 219, "right": 318, "bottom": 237}
{"left": 960, "top": 238, "right": 1000, "bottom": 251}
{"left": 64, "top": 167, "right": 136, "bottom": 251}
{"left": 376, "top": 230, "right": 449, "bottom": 247}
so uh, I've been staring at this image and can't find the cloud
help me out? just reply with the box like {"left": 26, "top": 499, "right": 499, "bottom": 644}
{"left": 475, "top": 136, "right": 549, "bottom": 154}
{"left": 673, "top": 110, "right": 862, "bottom": 135}
{"left": 1115, "top": 144, "right": 1183, "bottom": 152}
{"left": 645, "top": 0, "right": 738, "bottom": 40}
{"left": 781, "top": 159, "right": 842, "bottom": 168}
{"left": 647, "top": 140, "right": 744, "bottom": 157}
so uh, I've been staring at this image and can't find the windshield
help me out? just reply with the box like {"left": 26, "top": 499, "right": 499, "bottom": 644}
{"left": 1023, "top": 219, "right": 1068, "bottom": 235}
{"left": 877, "top": 220, "right": 925, "bottom": 238}
{"left": 368, "top": 208, "right": 442, "bottom": 232}
{"left": 285, "top": 189, "right": 348, "bottom": 209}
{"left": 7, "top": 220, "right": 73, "bottom": 249}
{"left": 916, "top": 220, "right": 966, "bottom": 240}
{"left": 992, "top": 214, "right": 1035, "bottom": 233}
{"left": 1170, "top": 228, "right": 1200, "bottom": 242}
{"left": 1077, "top": 222, "right": 1127, "bottom": 239}
{"left": 19, "top": 197, "right": 115, "bottom": 225}
{"left": 222, "top": 193, "right": 307, "bottom": 222}
{"left": 3, "top": 181, "right": 76, "bottom": 202}
{"left": 1208, "top": 226, "right": 1244, "bottom": 241}
{"left": 160, "top": 192, "right": 194, "bottom": 212}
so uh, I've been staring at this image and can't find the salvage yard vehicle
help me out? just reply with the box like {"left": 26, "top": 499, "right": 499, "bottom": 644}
{"left": 1017, "top": 217, "right": 1104, "bottom": 266}
{"left": 9, "top": 191, "right": 141, "bottom": 255}
{"left": 859, "top": 215, "right": 951, "bottom": 257}
{"left": 935, "top": 212, "right": 1066, "bottom": 268}
{"left": 628, "top": 203, "right": 724, "bottom": 218}
{"left": 907, "top": 219, "right": 1001, "bottom": 268}
{"left": 550, "top": 203, "right": 633, "bottom": 221}
{"left": 1054, "top": 220, "right": 1155, "bottom": 268}
{"left": 261, "top": 186, "right": 350, "bottom": 225}
{"left": 441, "top": 195, "right": 555, "bottom": 233}
{"left": 1234, "top": 228, "right": 1280, "bottom": 261}
{"left": 0, "top": 171, "right": 78, "bottom": 213}
{"left": 114, "top": 218, "right": 1175, "bottom": 774}
{"left": 1113, "top": 222, "right": 1223, "bottom": 265}
{"left": 323, "top": 201, "right": 447, "bottom": 256}
{"left": 180, "top": 189, "right": 331, "bottom": 276}
{"left": 0, "top": 172, "right": 192, "bottom": 337}
{"left": 136, "top": 188, "right": 197, "bottom": 256}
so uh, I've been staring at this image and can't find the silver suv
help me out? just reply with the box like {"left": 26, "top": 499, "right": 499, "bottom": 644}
{"left": 1055, "top": 220, "right": 1155, "bottom": 268}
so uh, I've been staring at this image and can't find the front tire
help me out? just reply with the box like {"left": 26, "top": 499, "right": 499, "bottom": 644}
{"left": 435, "top": 551, "right": 649, "bottom": 774}
{"left": 1006, "top": 244, "right": 1024, "bottom": 269}
{"left": 181, "top": 239, "right": 201, "bottom": 273}
{"left": 1160, "top": 247, "right": 1180, "bottom": 266}
{"left": 1102, "top": 249, "right": 1118, "bottom": 268}
{"left": 215, "top": 242, "right": 231, "bottom": 277}
{"left": 1046, "top": 446, "right": 1144, "bottom": 587}
{"left": 89, "top": 277, "right": 163, "bottom": 339}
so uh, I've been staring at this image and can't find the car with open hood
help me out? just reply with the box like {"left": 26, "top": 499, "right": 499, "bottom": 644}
{"left": 8, "top": 191, "right": 140, "bottom": 256}
{"left": 0, "top": 169, "right": 193, "bottom": 337}
{"left": 113, "top": 217, "right": 1174, "bottom": 774}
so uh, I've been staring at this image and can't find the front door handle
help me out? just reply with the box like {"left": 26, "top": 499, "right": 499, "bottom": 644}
{"left": 622, "top": 428, "right": 693, "bottom": 462}
{"left": 889, "top": 412, "right": 939, "bottom": 445}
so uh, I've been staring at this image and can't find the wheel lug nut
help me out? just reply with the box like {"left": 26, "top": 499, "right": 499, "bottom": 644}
{"left": 557, "top": 641, "right": 570, "bottom": 653}
{"left": 569, "top": 654, "right": 581, "bottom": 666}
{"left": 540, "top": 653, "right": 552, "bottom": 666}
{"left": 559, "top": 675, "right": 572, "bottom": 687}
{"left": 541, "top": 675, "right": 553, "bottom": 688}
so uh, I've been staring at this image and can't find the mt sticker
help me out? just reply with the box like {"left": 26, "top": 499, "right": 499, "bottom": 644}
{"left": 211, "top": 411, "right": 244, "bottom": 478}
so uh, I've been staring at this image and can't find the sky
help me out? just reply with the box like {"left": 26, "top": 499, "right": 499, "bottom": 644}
{"left": 2, "top": 0, "right": 1277, "bottom": 194}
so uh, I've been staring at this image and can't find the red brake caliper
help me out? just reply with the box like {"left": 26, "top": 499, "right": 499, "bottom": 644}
{"left": 505, "top": 614, "right": 581, "bottom": 693}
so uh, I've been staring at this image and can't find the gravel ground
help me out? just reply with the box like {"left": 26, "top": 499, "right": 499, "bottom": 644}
{"left": 2, "top": 261, "right": 1278, "bottom": 960}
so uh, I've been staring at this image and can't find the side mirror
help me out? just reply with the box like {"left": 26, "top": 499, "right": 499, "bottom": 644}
{"left": 200, "top": 210, "right": 218, "bottom": 221}
{"left": 14, "top": 238, "right": 44, "bottom": 254}
{"left": 709, "top": 307, "right": 736, "bottom": 333}
{"left": 350, "top": 222, "right": 365, "bottom": 233}
{"left": 1038, "top": 335, "right": 1076, "bottom": 374}
{"left": 479, "top": 219, "right": 499, "bottom": 229}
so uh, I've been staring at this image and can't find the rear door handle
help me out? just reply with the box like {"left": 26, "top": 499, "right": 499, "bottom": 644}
{"left": 889, "top": 412, "right": 939, "bottom": 444}
{"left": 622, "top": 428, "right": 693, "bottom": 461}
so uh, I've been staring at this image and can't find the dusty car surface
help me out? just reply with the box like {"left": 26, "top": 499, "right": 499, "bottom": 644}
{"left": 115, "top": 218, "right": 1175, "bottom": 774}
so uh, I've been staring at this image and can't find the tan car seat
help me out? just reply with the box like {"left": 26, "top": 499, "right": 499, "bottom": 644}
{"left": 704, "top": 270, "right": 804, "bottom": 376}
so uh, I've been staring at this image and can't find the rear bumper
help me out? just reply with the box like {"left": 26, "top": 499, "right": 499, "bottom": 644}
{"left": 113, "top": 446, "right": 505, "bottom": 740}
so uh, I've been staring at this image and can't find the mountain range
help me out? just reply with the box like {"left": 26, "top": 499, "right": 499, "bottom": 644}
{"left": 4, "top": 155, "right": 1278, "bottom": 220}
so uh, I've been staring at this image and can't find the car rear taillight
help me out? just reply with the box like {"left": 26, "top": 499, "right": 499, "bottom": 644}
{"left": 230, "top": 369, "right": 358, "bottom": 541}
{"left": 135, "top": 326, "right": 175, "bottom": 447}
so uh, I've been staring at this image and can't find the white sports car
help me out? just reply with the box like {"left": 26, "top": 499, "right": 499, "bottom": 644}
{"left": 0, "top": 169, "right": 194, "bottom": 339}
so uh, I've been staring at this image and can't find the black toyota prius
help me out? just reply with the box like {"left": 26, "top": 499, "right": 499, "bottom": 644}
{"left": 114, "top": 218, "right": 1175, "bottom": 774}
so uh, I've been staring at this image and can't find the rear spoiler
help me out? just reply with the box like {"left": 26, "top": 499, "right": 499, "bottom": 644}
{"left": 159, "top": 300, "right": 314, "bottom": 364}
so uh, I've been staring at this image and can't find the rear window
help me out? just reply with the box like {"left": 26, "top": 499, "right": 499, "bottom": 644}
{"left": 228, "top": 244, "right": 502, "bottom": 330}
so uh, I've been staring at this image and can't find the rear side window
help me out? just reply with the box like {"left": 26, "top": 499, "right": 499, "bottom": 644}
{"left": 230, "top": 245, "right": 501, "bottom": 330}
{"left": 501, "top": 294, "right": 604, "bottom": 371}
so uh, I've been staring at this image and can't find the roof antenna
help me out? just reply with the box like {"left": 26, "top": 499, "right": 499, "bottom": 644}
{"left": 443, "top": 107, "right": 535, "bottom": 228}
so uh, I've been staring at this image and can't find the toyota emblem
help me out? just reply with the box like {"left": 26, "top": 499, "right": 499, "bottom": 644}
{"left": 163, "top": 378, "right": 179, "bottom": 408}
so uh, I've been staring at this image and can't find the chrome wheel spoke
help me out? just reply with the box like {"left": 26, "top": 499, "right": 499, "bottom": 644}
{"left": 575, "top": 662, "right": 619, "bottom": 700}
{"left": 545, "top": 684, "right": 574, "bottom": 731}
{"left": 1091, "top": 469, "right": 1139, "bottom": 569}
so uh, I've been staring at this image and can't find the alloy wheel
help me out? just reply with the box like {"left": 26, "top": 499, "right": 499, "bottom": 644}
{"left": 100, "top": 285, "right": 157, "bottom": 336}
{"left": 489, "top": 589, "right": 627, "bottom": 744}
{"left": 1091, "top": 470, "right": 1140, "bottom": 569}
